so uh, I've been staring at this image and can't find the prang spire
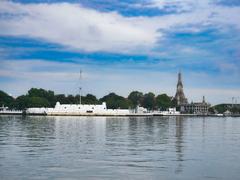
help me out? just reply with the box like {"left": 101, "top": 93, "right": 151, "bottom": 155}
{"left": 177, "top": 71, "right": 183, "bottom": 87}
{"left": 175, "top": 71, "right": 188, "bottom": 105}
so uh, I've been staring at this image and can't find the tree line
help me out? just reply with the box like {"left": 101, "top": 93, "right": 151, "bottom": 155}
{"left": 209, "top": 104, "right": 240, "bottom": 114}
{"left": 0, "top": 88, "right": 177, "bottom": 110}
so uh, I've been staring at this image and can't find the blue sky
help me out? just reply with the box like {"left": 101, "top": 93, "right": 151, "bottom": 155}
{"left": 0, "top": 0, "right": 240, "bottom": 104}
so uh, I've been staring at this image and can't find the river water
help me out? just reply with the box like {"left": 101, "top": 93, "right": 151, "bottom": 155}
{"left": 0, "top": 115, "right": 240, "bottom": 180}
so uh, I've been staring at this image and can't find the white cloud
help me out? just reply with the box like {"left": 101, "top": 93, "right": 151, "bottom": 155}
{"left": 0, "top": 1, "right": 240, "bottom": 53}
{"left": 0, "top": 1, "right": 239, "bottom": 105}
{"left": 0, "top": 1, "right": 158, "bottom": 53}
{"left": 143, "top": 0, "right": 199, "bottom": 12}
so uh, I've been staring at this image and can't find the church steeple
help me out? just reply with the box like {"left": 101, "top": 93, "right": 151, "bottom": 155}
{"left": 175, "top": 71, "right": 188, "bottom": 105}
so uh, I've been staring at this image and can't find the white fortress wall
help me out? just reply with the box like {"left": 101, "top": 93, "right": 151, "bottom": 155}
{"left": 26, "top": 107, "right": 48, "bottom": 114}
{"left": 26, "top": 102, "right": 159, "bottom": 116}
{"left": 45, "top": 102, "right": 131, "bottom": 115}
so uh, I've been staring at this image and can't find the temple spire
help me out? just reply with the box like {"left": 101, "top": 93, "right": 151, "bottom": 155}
{"left": 177, "top": 71, "right": 183, "bottom": 87}
{"left": 178, "top": 71, "right": 182, "bottom": 82}
{"left": 175, "top": 71, "right": 188, "bottom": 105}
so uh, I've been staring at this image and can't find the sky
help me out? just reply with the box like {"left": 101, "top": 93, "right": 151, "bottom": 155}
{"left": 0, "top": 0, "right": 240, "bottom": 105}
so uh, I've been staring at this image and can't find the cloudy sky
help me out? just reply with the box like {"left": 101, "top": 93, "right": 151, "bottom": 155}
{"left": 0, "top": 0, "right": 240, "bottom": 104}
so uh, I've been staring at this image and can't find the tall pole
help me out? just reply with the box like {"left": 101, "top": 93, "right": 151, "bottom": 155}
{"left": 79, "top": 70, "right": 82, "bottom": 105}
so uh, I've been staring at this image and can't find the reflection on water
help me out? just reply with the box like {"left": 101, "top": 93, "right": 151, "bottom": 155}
{"left": 0, "top": 115, "right": 240, "bottom": 179}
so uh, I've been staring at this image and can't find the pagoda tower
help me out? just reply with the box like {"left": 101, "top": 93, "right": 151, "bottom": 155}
{"left": 175, "top": 72, "right": 188, "bottom": 105}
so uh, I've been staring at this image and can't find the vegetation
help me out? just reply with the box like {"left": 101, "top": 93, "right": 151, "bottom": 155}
{"left": 99, "top": 93, "right": 130, "bottom": 109}
{"left": 15, "top": 95, "right": 50, "bottom": 110}
{"left": 0, "top": 90, "right": 15, "bottom": 109}
{"left": 0, "top": 88, "right": 194, "bottom": 111}
{"left": 1, "top": 88, "right": 239, "bottom": 114}
{"left": 128, "top": 91, "right": 143, "bottom": 108}
{"left": 212, "top": 104, "right": 240, "bottom": 114}
{"left": 142, "top": 92, "right": 155, "bottom": 110}
{"left": 156, "top": 94, "right": 173, "bottom": 110}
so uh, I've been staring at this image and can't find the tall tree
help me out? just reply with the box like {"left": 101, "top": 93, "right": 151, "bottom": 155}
{"left": 0, "top": 90, "right": 15, "bottom": 108}
{"left": 15, "top": 96, "right": 49, "bottom": 109}
{"left": 156, "top": 94, "right": 172, "bottom": 110}
{"left": 142, "top": 92, "right": 155, "bottom": 110}
{"left": 54, "top": 94, "right": 69, "bottom": 104}
{"left": 84, "top": 94, "right": 99, "bottom": 104}
{"left": 67, "top": 95, "right": 76, "bottom": 104}
{"left": 128, "top": 91, "right": 143, "bottom": 108}
{"left": 28, "top": 97, "right": 50, "bottom": 108}
{"left": 100, "top": 93, "right": 130, "bottom": 109}
{"left": 15, "top": 95, "right": 28, "bottom": 110}
{"left": 28, "top": 88, "right": 55, "bottom": 106}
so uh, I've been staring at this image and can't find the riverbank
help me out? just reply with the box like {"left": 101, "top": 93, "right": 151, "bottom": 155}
{"left": 0, "top": 112, "right": 239, "bottom": 117}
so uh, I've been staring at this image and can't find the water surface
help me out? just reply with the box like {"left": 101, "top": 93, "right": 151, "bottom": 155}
{"left": 0, "top": 115, "right": 240, "bottom": 179}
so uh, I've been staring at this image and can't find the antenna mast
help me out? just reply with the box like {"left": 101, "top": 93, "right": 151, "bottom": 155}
{"left": 79, "top": 70, "right": 82, "bottom": 105}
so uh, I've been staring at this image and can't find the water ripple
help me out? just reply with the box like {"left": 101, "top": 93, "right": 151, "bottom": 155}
{"left": 0, "top": 115, "right": 240, "bottom": 179}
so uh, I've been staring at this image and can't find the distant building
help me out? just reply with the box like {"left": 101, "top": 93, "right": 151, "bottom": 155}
{"left": 174, "top": 72, "right": 210, "bottom": 114}
{"left": 180, "top": 96, "right": 210, "bottom": 115}
{"left": 175, "top": 72, "right": 188, "bottom": 105}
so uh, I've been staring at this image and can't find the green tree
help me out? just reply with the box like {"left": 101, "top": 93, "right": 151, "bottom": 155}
{"left": 128, "top": 91, "right": 143, "bottom": 108}
{"left": 28, "top": 88, "right": 55, "bottom": 106}
{"left": 84, "top": 94, "right": 99, "bottom": 104}
{"left": 100, "top": 93, "right": 130, "bottom": 109}
{"left": 231, "top": 106, "right": 240, "bottom": 114}
{"left": 0, "top": 90, "right": 15, "bottom": 109}
{"left": 28, "top": 97, "right": 50, "bottom": 107}
{"left": 156, "top": 94, "right": 172, "bottom": 110}
{"left": 67, "top": 95, "right": 76, "bottom": 104}
{"left": 15, "top": 95, "right": 28, "bottom": 110}
{"left": 208, "top": 107, "right": 215, "bottom": 114}
{"left": 171, "top": 98, "right": 178, "bottom": 107}
{"left": 213, "top": 104, "right": 228, "bottom": 113}
{"left": 15, "top": 95, "right": 50, "bottom": 109}
{"left": 54, "top": 94, "right": 69, "bottom": 104}
{"left": 142, "top": 92, "right": 155, "bottom": 110}
{"left": 69, "top": 94, "right": 99, "bottom": 105}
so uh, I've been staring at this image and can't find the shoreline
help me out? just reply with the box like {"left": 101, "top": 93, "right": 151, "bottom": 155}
{"left": 0, "top": 112, "right": 240, "bottom": 117}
